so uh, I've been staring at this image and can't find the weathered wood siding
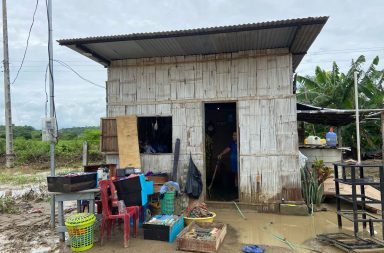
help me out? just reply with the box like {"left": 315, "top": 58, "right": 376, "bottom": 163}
{"left": 106, "top": 48, "right": 299, "bottom": 203}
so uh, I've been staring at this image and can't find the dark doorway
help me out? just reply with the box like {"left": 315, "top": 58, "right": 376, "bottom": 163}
{"left": 205, "top": 102, "right": 238, "bottom": 201}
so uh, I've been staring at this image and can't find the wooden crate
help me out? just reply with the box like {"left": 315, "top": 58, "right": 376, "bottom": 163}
{"left": 176, "top": 222, "right": 227, "bottom": 253}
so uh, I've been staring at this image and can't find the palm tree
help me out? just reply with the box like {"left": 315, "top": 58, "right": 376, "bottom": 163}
{"left": 297, "top": 55, "right": 384, "bottom": 154}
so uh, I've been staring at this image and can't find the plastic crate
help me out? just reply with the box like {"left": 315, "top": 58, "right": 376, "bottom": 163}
{"left": 113, "top": 174, "right": 153, "bottom": 206}
{"left": 143, "top": 214, "right": 184, "bottom": 242}
{"left": 47, "top": 173, "right": 97, "bottom": 193}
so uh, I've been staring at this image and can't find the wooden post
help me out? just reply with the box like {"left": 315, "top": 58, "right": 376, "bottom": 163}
{"left": 82, "top": 141, "right": 88, "bottom": 166}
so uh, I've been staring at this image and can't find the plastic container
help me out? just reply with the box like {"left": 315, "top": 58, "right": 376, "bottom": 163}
{"left": 326, "top": 128, "right": 337, "bottom": 147}
{"left": 307, "top": 136, "right": 321, "bottom": 145}
{"left": 65, "top": 213, "right": 96, "bottom": 252}
{"left": 184, "top": 212, "right": 216, "bottom": 226}
{"left": 160, "top": 191, "right": 176, "bottom": 215}
{"left": 47, "top": 173, "right": 97, "bottom": 193}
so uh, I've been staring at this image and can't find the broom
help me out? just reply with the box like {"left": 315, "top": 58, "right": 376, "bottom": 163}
{"left": 207, "top": 158, "right": 221, "bottom": 198}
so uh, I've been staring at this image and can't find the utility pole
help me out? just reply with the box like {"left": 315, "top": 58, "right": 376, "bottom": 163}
{"left": 2, "top": 0, "right": 14, "bottom": 168}
{"left": 47, "top": 0, "right": 56, "bottom": 227}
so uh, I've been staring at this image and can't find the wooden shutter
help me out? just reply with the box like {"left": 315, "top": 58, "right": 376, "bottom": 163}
{"left": 100, "top": 118, "right": 118, "bottom": 154}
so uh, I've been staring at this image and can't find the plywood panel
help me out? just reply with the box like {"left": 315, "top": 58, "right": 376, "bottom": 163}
{"left": 116, "top": 116, "right": 141, "bottom": 168}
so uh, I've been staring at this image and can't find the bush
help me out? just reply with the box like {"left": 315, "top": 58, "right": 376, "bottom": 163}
{"left": 0, "top": 197, "right": 19, "bottom": 214}
{"left": 301, "top": 160, "right": 332, "bottom": 213}
{"left": 0, "top": 126, "right": 103, "bottom": 167}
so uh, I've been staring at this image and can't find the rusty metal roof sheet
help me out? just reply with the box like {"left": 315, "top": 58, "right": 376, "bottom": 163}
{"left": 58, "top": 16, "right": 328, "bottom": 70}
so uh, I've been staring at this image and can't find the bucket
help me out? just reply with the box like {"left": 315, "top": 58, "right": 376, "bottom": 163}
{"left": 160, "top": 191, "right": 176, "bottom": 215}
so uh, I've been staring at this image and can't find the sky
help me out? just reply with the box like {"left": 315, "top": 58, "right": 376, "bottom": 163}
{"left": 0, "top": 0, "right": 383, "bottom": 129}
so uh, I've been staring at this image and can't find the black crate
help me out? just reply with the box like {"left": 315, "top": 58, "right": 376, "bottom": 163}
{"left": 47, "top": 173, "right": 97, "bottom": 193}
{"left": 143, "top": 215, "right": 184, "bottom": 242}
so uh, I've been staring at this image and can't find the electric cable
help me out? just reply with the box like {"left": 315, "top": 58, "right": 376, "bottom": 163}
{"left": 11, "top": 0, "right": 39, "bottom": 85}
{"left": 53, "top": 59, "right": 105, "bottom": 89}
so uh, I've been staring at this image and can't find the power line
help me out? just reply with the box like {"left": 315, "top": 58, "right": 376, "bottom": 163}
{"left": 11, "top": 0, "right": 39, "bottom": 85}
{"left": 53, "top": 59, "right": 105, "bottom": 89}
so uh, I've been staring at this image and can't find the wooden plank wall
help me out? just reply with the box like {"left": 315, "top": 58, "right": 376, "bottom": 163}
{"left": 106, "top": 48, "right": 299, "bottom": 203}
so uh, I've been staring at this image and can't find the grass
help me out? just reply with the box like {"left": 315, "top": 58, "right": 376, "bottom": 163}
{"left": 0, "top": 172, "right": 44, "bottom": 185}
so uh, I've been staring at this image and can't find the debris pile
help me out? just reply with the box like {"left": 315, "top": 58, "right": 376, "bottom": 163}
{"left": 185, "top": 202, "right": 213, "bottom": 218}
{"left": 184, "top": 226, "right": 219, "bottom": 241}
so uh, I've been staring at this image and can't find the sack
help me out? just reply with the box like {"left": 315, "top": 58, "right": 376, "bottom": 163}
{"left": 185, "top": 154, "right": 203, "bottom": 199}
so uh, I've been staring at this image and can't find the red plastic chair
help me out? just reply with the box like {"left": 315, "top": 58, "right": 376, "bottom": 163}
{"left": 99, "top": 180, "right": 139, "bottom": 248}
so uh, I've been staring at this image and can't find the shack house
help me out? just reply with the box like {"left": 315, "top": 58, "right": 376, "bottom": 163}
{"left": 59, "top": 17, "right": 328, "bottom": 211}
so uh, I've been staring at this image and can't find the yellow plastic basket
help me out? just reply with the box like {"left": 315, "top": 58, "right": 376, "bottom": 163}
{"left": 65, "top": 213, "right": 96, "bottom": 252}
{"left": 184, "top": 212, "right": 216, "bottom": 226}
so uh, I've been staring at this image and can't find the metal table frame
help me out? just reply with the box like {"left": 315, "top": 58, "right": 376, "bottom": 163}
{"left": 48, "top": 188, "right": 99, "bottom": 241}
{"left": 333, "top": 163, "right": 384, "bottom": 239}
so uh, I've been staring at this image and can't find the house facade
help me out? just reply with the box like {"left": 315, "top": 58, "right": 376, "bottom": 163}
{"left": 59, "top": 17, "right": 328, "bottom": 210}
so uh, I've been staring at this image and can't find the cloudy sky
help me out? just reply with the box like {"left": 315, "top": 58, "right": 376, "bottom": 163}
{"left": 0, "top": 0, "right": 383, "bottom": 129}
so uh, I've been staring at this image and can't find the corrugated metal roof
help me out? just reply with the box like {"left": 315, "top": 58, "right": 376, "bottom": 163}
{"left": 58, "top": 16, "right": 328, "bottom": 70}
{"left": 296, "top": 102, "right": 384, "bottom": 126}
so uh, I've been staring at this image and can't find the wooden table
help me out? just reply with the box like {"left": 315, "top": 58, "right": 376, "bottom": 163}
{"left": 48, "top": 188, "right": 99, "bottom": 241}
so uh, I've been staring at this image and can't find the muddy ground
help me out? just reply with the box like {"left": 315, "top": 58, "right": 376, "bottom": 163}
{"left": 1, "top": 165, "right": 383, "bottom": 253}
{"left": 1, "top": 194, "right": 368, "bottom": 253}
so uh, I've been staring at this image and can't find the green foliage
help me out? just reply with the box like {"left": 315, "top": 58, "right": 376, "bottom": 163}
{"left": 312, "top": 160, "right": 332, "bottom": 184}
{"left": 0, "top": 171, "right": 44, "bottom": 185}
{"left": 301, "top": 160, "right": 332, "bottom": 212}
{"left": 0, "top": 126, "right": 103, "bottom": 166}
{"left": 0, "top": 197, "right": 19, "bottom": 214}
{"left": 80, "top": 129, "right": 100, "bottom": 142}
{"left": 297, "top": 55, "right": 384, "bottom": 154}
{"left": 0, "top": 125, "right": 39, "bottom": 140}
{"left": 59, "top": 127, "right": 99, "bottom": 140}
{"left": 301, "top": 165, "right": 324, "bottom": 210}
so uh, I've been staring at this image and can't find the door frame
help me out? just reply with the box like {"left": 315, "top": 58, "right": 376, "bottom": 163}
{"left": 202, "top": 101, "right": 239, "bottom": 201}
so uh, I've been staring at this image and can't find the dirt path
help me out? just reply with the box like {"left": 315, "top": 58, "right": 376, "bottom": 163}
{"left": 0, "top": 200, "right": 62, "bottom": 253}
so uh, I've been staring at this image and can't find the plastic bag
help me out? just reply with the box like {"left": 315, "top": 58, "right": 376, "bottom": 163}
{"left": 299, "top": 151, "right": 308, "bottom": 169}
{"left": 185, "top": 155, "right": 202, "bottom": 199}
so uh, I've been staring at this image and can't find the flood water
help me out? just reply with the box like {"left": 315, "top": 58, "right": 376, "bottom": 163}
{"left": 86, "top": 204, "right": 380, "bottom": 253}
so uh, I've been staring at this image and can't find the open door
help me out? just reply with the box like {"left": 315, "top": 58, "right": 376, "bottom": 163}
{"left": 205, "top": 102, "right": 238, "bottom": 201}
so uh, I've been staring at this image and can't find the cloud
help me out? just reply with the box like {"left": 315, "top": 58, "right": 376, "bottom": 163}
{"left": 0, "top": 0, "right": 383, "bottom": 129}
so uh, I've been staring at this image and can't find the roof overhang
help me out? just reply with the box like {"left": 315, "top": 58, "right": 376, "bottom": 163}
{"left": 58, "top": 16, "right": 328, "bottom": 70}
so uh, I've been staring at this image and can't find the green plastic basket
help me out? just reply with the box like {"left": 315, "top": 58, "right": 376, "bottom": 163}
{"left": 160, "top": 191, "right": 176, "bottom": 215}
{"left": 65, "top": 213, "right": 96, "bottom": 252}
